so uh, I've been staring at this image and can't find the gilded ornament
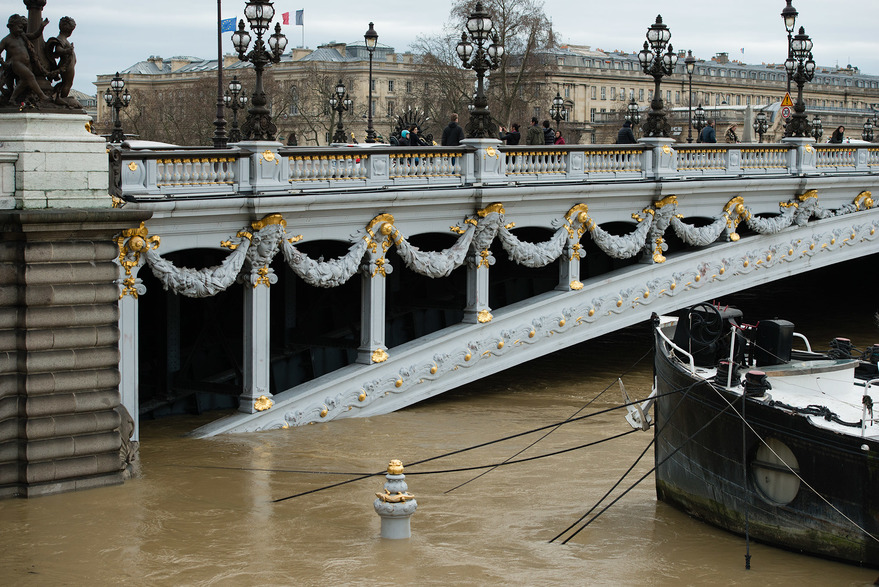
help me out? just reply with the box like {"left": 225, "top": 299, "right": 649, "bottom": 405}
{"left": 127, "top": 161, "right": 138, "bottom": 172}
{"left": 254, "top": 395, "right": 274, "bottom": 411}
{"left": 719, "top": 267, "right": 726, "bottom": 274}
{"left": 809, "top": 243, "right": 815, "bottom": 250}
{"left": 695, "top": 275, "right": 701, "bottom": 281}
{"left": 485, "top": 146, "right": 497, "bottom": 158}
{"left": 831, "top": 238, "right": 836, "bottom": 244}
{"left": 743, "top": 261, "right": 749, "bottom": 267}
{"left": 477, "top": 203, "right": 505, "bottom": 217}
{"left": 644, "top": 290, "right": 650, "bottom": 298}
{"left": 430, "top": 365, "right": 438, "bottom": 374}
{"left": 262, "top": 150, "right": 277, "bottom": 162}
{"left": 372, "top": 348, "right": 389, "bottom": 363}
{"left": 320, "top": 406, "right": 328, "bottom": 417}
{"left": 766, "top": 254, "right": 772, "bottom": 261}
{"left": 387, "top": 459, "right": 404, "bottom": 475}
{"left": 616, "top": 299, "right": 623, "bottom": 307}
{"left": 477, "top": 310, "right": 493, "bottom": 323}
{"left": 570, "top": 280, "right": 583, "bottom": 290}
{"left": 110, "top": 195, "right": 124, "bottom": 208}
{"left": 497, "top": 341, "right": 504, "bottom": 349}
{"left": 588, "top": 308, "right": 595, "bottom": 317}
{"left": 854, "top": 191, "right": 873, "bottom": 210}
{"left": 395, "top": 379, "right": 403, "bottom": 388}
{"left": 252, "top": 213, "right": 286, "bottom": 230}
{"left": 465, "top": 353, "right": 472, "bottom": 361}
{"left": 804, "top": 144, "right": 813, "bottom": 153}
{"left": 358, "top": 391, "right": 367, "bottom": 402}
{"left": 670, "top": 283, "right": 676, "bottom": 290}
{"left": 254, "top": 266, "right": 272, "bottom": 288}
{"left": 661, "top": 144, "right": 672, "bottom": 155}
{"left": 788, "top": 249, "right": 794, "bottom": 256}
{"left": 559, "top": 319, "right": 566, "bottom": 327}
{"left": 528, "top": 330, "right": 535, "bottom": 338}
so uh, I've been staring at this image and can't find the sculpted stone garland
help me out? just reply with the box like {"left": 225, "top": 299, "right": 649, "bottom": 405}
{"left": 116, "top": 190, "right": 874, "bottom": 298}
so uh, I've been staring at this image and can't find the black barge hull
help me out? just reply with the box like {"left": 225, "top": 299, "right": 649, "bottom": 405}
{"left": 653, "top": 329, "right": 879, "bottom": 567}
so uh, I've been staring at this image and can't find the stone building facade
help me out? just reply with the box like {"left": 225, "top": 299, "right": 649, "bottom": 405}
{"left": 95, "top": 42, "right": 879, "bottom": 145}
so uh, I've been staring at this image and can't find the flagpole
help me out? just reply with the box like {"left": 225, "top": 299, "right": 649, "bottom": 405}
{"left": 212, "top": 0, "right": 228, "bottom": 148}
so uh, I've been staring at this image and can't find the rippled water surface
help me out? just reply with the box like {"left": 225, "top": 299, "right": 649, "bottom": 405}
{"left": 2, "top": 261, "right": 878, "bottom": 585}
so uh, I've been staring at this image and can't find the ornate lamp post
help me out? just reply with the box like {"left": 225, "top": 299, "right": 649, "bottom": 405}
{"left": 810, "top": 114, "right": 823, "bottom": 141}
{"left": 685, "top": 50, "right": 696, "bottom": 142}
{"left": 103, "top": 72, "right": 131, "bottom": 144}
{"left": 330, "top": 79, "right": 353, "bottom": 144}
{"left": 784, "top": 26, "right": 815, "bottom": 138}
{"left": 231, "top": 0, "right": 288, "bottom": 141}
{"left": 863, "top": 119, "right": 874, "bottom": 142}
{"left": 223, "top": 76, "right": 248, "bottom": 143}
{"left": 364, "top": 22, "right": 378, "bottom": 143}
{"left": 550, "top": 91, "right": 567, "bottom": 126}
{"left": 456, "top": 2, "right": 504, "bottom": 138}
{"left": 626, "top": 98, "right": 641, "bottom": 125}
{"left": 693, "top": 104, "right": 707, "bottom": 137}
{"left": 753, "top": 110, "right": 769, "bottom": 143}
{"left": 637, "top": 15, "right": 678, "bottom": 137}
{"left": 781, "top": 0, "right": 798, "bottom": 95}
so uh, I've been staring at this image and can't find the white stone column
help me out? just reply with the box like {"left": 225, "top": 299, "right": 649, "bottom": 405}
{"left": 118, "top": 280, "right": 141, "bottom": 441}
{"left": 241, "top": 282, "right": 272, "bottom": 413}
{"left": 638, "top": 137, "right": 678, "bottom": 179}
{"left": 463, "top": 250, "right": 493, "bottom": 324}
{"left": 357, "top": 248, "right": 389, "bottom": 364}
{"left": 782, "top": 136, "right": 817, "bottom": 174}
{"left": 557, "top": 239, "right": 582, "bottom": 291}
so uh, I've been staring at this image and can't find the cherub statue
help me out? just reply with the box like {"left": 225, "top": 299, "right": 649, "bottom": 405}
{"left": 47, "top": 16, "right": 79, "bottom": 108}
{"left": 0, "top": 14, "right": 50, "bottom": 106}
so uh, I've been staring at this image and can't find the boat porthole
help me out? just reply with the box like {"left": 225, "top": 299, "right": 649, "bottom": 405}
{"left": 750, "top": 437, "right": 801, "bottom": 505}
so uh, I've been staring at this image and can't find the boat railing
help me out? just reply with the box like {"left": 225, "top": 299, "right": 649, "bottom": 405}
{"left": 863, "top": 378, "right": 879, "bottom": 437}
{"left": 656, "top": 325, "right": 696, "bottom": 374}
{"left": 792, "top": 332, "right": 812, "bottom": 352}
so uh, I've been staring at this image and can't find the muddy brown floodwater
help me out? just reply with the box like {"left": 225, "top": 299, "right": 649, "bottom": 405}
{"left": 2, "top": 264, "right": 879, "bottom": 585}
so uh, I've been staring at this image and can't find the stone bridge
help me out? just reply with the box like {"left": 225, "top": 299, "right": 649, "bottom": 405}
{"left": 109, "top": 136, "right": 879, "bottom": 437}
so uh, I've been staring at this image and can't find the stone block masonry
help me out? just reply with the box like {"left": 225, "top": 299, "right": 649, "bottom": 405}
{"left": 0, "top": 208, "right": 149, "bottom": 497}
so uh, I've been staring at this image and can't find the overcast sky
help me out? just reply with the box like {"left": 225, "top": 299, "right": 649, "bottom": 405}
{"left": 1, "top": 0, "right": 877, "bottom": 95}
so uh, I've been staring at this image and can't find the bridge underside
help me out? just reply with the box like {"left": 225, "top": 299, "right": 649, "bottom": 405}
{"left": 182, "top": 205, "right": 879, "bottom": 436}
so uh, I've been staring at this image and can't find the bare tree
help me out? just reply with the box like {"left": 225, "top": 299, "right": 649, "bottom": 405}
{"left": 265, "top": 63, "right": 343, "bottom": 145}
{"left": 119, "top": 78, "right": 218, "bottom": 145}
{"left": 412, "top": 0, "right": 558, "bottom": 134}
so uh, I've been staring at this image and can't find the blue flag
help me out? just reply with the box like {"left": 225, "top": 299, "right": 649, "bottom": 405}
{"left": 221, "top": 17, "right": 236, "bottom": 33}
{"left": 295, "top": 9, "right": 304, "bottom": 26}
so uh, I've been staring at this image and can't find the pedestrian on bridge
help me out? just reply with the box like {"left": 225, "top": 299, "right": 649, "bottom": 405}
{"left": 698, "top": 119, "right": 717, "bottom": 143}
{"left": 554, "top": 130, "right": 566, "bottom": 145}
{"left": 725, "top": 123, "right": 739, "bottom": 143}
{"left": 499, "top": 123, "right": 520, "bottom": 145}
{"left": 526, "top": 117, "right": 543, "bottom": 145}
{"left": 829, "top": 126, "right": 845, "bottom": 143}
{"left": 441, "top": 113, "right": 465, "bottom": 146}
{"left": 542, "top": 120, "right": 555, "bottom": 145}
{"left": 616, "top": 120, "right": 637, "bottom": 144}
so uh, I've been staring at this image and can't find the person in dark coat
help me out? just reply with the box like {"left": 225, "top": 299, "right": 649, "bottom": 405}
{"left": 499, "top": 123, "right": 520, "bottom": 145}
{"left": 829, "top": 126, "right": 845, "bottom": 143}
{"left": 398, "top": 129, "right": 410, "bottom": 146}
{"left": 441, "top": 113, "right": 465, "bottom": 146}
{"left": 616, "top": 120, "right": 637, "bottom": 144}
{"left": 408, "top": 125, "right": 427, "bottom": 146}
{"left": 698, "top": 119, "right": 717, "bottom": 143}
{"left": 542, "top": 120, "right": 555, "bottom": 145}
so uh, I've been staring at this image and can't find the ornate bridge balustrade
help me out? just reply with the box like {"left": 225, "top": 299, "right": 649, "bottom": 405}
{"left": 111, "top": 140, "right": 879, "bottom": 203}
{"left": 110, "top": 136, "right": 879, "bottom": 438}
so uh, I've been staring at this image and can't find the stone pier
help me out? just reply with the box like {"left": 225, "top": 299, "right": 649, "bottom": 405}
{"left": 0, "top": 113, "right": 149, "bottom": 497}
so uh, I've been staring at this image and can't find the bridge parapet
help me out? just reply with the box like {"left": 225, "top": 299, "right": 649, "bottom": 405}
{"left": 110, "top": 140, "right": 879, "bottom": 201}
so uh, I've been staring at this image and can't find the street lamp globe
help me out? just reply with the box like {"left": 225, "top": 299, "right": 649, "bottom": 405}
{"left": 231, "top": 20, "right": 251, "bottom": 54}
{"left": 638, "top": 15, "right": 677, "bottom": 138}
{"left": 781, "top": 0, "right": 798, "bottom": 33}
{"left": 244, "top": 0, "right": 274, "bottom": 34}
{"left": 810, "top": 114, "right": 823, "bottom": 141}
{"left": 456, "top": 1, "right": 504, "bottom": 138}
{"left": 863, "top": 119, "right": 874, "bottom": 142}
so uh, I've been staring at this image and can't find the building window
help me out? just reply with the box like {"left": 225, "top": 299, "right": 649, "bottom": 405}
{"left": 564, "top": 85, "right": 570, "bottom": 98}
{"left": 406, "top": 81, "right": 412, "bottom": 93}
{"left": 619, "top": 87, "right": 624, "bottom": 100}
{"left": 387, "top": 101, "right": 394, "bottom": 116}
{"left": 610, "top": 87, "right": 616, "bottom": 100}
{"left": 590, "top": 108, "right": 596, "bottom": 122}
{"left": 590, "top": 86, "right": 596, "bottom": 100}
{"left": 639, "top": 89, "right": 644, "bottom": 101}
{"left": 666, "top": 90, "right": 671, "bottom": 103}
{"left": 533, "top": 107, "right": 541, "bottom": 119}
{"left": 648, "top": 90, "right": 653, "bottom": 101}
{"left": 388, "top": 80, "right": 394, "bottom": 92}
{"left": 675, "top": 91, "right": 680, "bottom": 104}
{"left": 370, "top": 79, "right": 376, "bottom": 91}
{"left": 601, "top": 87, "right": 606, "bottom": 100}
